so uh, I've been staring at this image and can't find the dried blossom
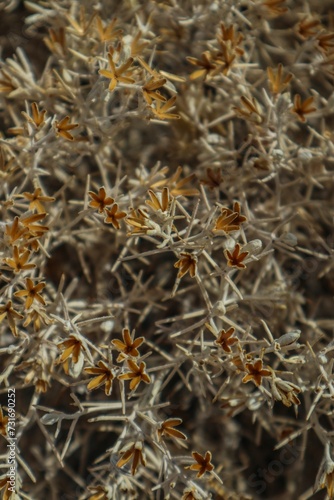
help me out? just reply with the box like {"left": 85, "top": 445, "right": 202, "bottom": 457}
{"left": 157, "top": 418, "right": 187, "bottom": 441}
{"left": 116, "top": 441, "right": 146, "bottom": 475}
{"left": 0, "top": 301, "right": 23, "bottom": 337}
{"left": 0, "top": 407, "right": 8, "bottom": 437}
{"left": 291, "top": 94, "right": 316, "bottom": 122}
{"left": 185, "top": 451, "right": 214, "bottom": 478}
{"left": 174, "top": 252, "right": 198, "bottom": 278}
{"left": 224, "top": 243, "right": 249, "bottom": 269}
{"left": 99, "top": 53, "right": 135, "bottom": 92}
{"left": 242, "top": 360, "right": 271, "bottom": 387}
{"left": 54, "top": 116, "right": 79, "bottom": 141}
{"left": 267, "top": 63, "right": 293, "bottom": 95}
{"left": 111, "top": 328, "right": 144, "bottom": 362}
{"left": 14, "top": 278, "right": 46, "bottom": 309}
{"left": 88, "top": 187, "right": 114, "bottom": 213}
{"left": 104, "top": 204, "right": 127, "bottom": 229}
{"left": 118, "top": 360, "right": 151, "bottom": 390}
{"left": 84, "top": 360, "right": 114, "bottom": 395}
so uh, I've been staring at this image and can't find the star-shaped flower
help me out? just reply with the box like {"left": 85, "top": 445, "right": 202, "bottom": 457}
{"left": 185, "top": 451, "right": 214, "bottom": 478}
{"left": 111, "top": 328, "right": 144, "bottom": 362}
{"left": 14, "top": 278, "right": 46, "bottom": 309}
{"left": 118, "top": 360, "right": 151, "bottom": 391}
{"left": 84, "top": 360, "right": 114, "bottom": 396}
{"left": 224, "top": 243, "right": 249, "bottom": 269}
{"left": 242, "top": 359, "right": 271, "bottom": 387}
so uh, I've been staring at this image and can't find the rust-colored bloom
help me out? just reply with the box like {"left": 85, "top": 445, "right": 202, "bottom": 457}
{"left": 54, "top": 116, "right": 79, "bottom": 141}
{"left": 84, "top": 360, "right": 114, "bottom": 396}
{"left": 242, "top": 359, "right": 271, "bottom": 387}
{"left": 187, "top": 51, "right": 218, "bottom": 80}
{"left": 215, "top": 327, "right": 238, "bottom": 353}
{"left": 111, "top": 328, "right": 144, "bottom": 362}
{"left": 99, "top": 53, "right": 135, "bottom": 92}
{"left": 88, "top": 187, "right": 114, "bottom": 213}
{"left": 57, "top": 335, "right": 85, "bottom": 364}
{"left": 185, "top": 451, "right": 214, "bottom": 478}
{"left": 213, "top": 210, "right": 239, "bottom": 234}
{"left": 150, "top": 95, "right": 180, "bottom": 120}
{"left": 261, "top": 0, "right": 288, "bottom": 17}
{"left": 200, "top": 167, "right": 223, "bottom": 190}
{"left": 95, "top": 16, "right": 123, "bottom": 42}
{"left": 21, "top": 102, "right": 47, "bottom": 128}
{"left": 291, "top": 94, "right": 316, "bottom": 122}
{"left": 20, "top": 212, "right": 49, "bottom": 235}
{"left": 118, "top": 360, "right": 151, "bottom": 391}
{"left": 224, "top": 243, "right": 249, "bottom": 269}
{"left": 317, "top": 32, "right": 334, "bottom": 54}
{"left": 142, "top": 77, "right": 167, "bottom": 105}
{"left": 44, "top": 27, "right": 67, "bottom": 55}
{"left": 104, "top": 203, "right": 127, "bottom": 229}
{"left": 151, "top": 166, "right": 199, "bottom": 197}
{"left": 145, "top": 187, "right": 171, "bottom": 213}
{"left": 0, "top": 300, "right": 23, "bottom": 337}
{"left": 0, "top": 406, "right": 8, "bottom": 437}
{"left": 157, "top": 418, "right": 187, "bottom": 441}
{"left": 174, "top": 252, "right": 198, "bottom": 279}
{"left": 267, "top": 63, "right": 293, "bottom": 95}
{"left": 182, "top": 487, "right": 202, "bottom": 500}
{"left": 234, "top": 95, "right": 263, "bottom": 123}
{"left": 296, "top": 16, "right": 321, "bottom": 39}
{"left": 14, "top": 278, "right": 46, "bottom": 309}
{"left": 22, "top": 187, "right": 55, "bottom": 213}
{"left": 116, "top": 441, "right": 146, "bottom": 476}
{"left": 5, "top": 216, "right": 28, "bottom": 245}
{"left": 4, "top": 246, "right": 36, "bottom": 273}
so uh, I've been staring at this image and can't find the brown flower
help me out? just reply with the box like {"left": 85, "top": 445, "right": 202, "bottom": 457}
{"left": 84, "top": 360, "right": 114, "bottom": 396}
{"left": 54, "top": 116, "right": 79, "bottom": 141}
{"left": 185, "top": 451, "right": 214, "bottom": 478}
{"left": 0, "top": 300, "right": 23, "bottom": 337}
{"left": 145, "top": 187, "right": 171, "bottom": 213}
{"left": 213, "top": 210, "right": 239, "bottom": 234}
{"left": 234, "top": 95, "right": 263, "bottom": 123}
{"left": 187, "top": 51, "right": 218, "bottom": 80}
{"left": 267, "top": 63, "right": 292, "bottom": 95}
{"left": 21, "top": 102, "right": 47, "bottom": 128}
{"left": 296, "top": 16, "right": 321, "bottom": 39}
{"left": 224, "top": 243, "right": 249, "bottom": 269}
{"left": 104, "top": 203, "right": 127, "bottom": 229}
{"left": 157, "top": 418, "right": 187, "bottom": 441}
{"left": 200, "top": 168, "right": 223, "bottom": 190}
{"left": 261, "top": 0, "right": 288, "bottom": 17}
{"left": 22, "top": 187, "right": 55, "bottom": 213}
{"left": 242, "top": 359, "right": 271, "bottom": 387}
{"left": 5, "top": 216, "right": 28, "bottom": 245}
{"left": 118, "top": 360, "right": 151, "bottom": 391}
{"left": 95, "top": 16, "right": 122, "bottom": 42}
{"left": 215, "top": 327, "right": 238, "bottom": 353}
{"left": 291, "top": 94, "right": 316, "bottom": 122}
{"left": 150, "top": 95, "right": 180, "bottom": 120}
{"left": 111, "top": 328, "right": 144, "bottom": 362}
{"left": 57, "top": 335, "right": 86, "bottom": 365}
{"left": 174, "top": 253, "right": 198, "bottom": 279}
{"left": 116, "top": 441, "right": 146, "bottom": 476}
{"left": 151, "top": 166, "right": 199, "bottom": 197}
{"left": 4, "top": 246, "right": 36, "bottom": 273}
{"left": 142, "top": 77, "right": 167, "bottom": 105}
{"left": 88, "top": 187, "right": 114, "bottom": 213}
{"left": 99, "top": 53, "right": 135, "bottom": 92}
{"left": 14, "top": 278, "right": 46, "bottom": 309}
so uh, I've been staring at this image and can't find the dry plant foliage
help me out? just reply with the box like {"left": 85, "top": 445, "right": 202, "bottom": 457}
{"left": 0, "top": 0, "right": 333, "bottom": 499}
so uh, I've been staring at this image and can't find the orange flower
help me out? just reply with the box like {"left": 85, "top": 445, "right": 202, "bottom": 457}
{"left": 118, "top": 360, "right": 151, "bottom": 391}
{"left": 185, "top": 451, "right": 214, "bottom": 478}
{"left": 296, "top": 16, "right": 321, "bottom": 39}
{"left": 142, "top": 77, "right": 167, "bottom": 105}
{"left": 14, "top": 278, "right": 46, "bottom": 309}
{"left": 224, "top": 243, "right": 249, "bottom": 269}
{"left": 54, "top": 116, "right": 79, "bottom": 141}
{"left": 104, "top": 203, "right": 127, "bottom": 229}
{"left": 242, "top": 359, "right": 271, "bottom": 387}
{"left": 291, "top": 94, "right": 316, "bottom": 122}
{"left": 261, "top": 0, "right": 288, "bottom": 17}
{"left": 187, "top": 51, "right": 218, "bottom": 80}
{"left": 215, "top": 327, "right": 238, "bottom": 353}
{"left": 151, "top": 166, "right": 199, "bottom": 197}
{"left": 116, "top": 441, "right": 146, "bottom": 476}
{"left": 111, "top": 328, "right": 144, "bottom": 362}
{"left": 157, "top": 418, "right": 187, "bottom": 441}
{"left": 174, "top": 253, "right": 197, "bottom": 279}
{"left": 150, "top": 95, "right": 180, "bottom": 120}
{"left": 267, "top": 63, "right": 292, "bottom": 95}
{"left": 22, "top": 187, "right": 55, "bottom": 213}
{"left": 0, "top": 300, "right": 23, "bottom": 337}
{"left": 4, "top": 246, "right": 36, "bottom": 273}
{"left": 5, "top": 216, "right": 28, "bottom": 245}
{"left": 145, "top": 187, "right": 171, "bottom": 213}
{"left": 21, "top": 102, "right": 47, "bottom": 128}
{"left": 88, "top": 187, "right": 114, "bottom": 213}
{"left": 99, "top": 53, "right": 135, "bottom": 92}
{"left": 213, "top": 210, "right": 239, "bottom": 234}
{"left": 95, "top": 16, "right": 123, "bottom": 42}
{"left": 84, "top": 360, "right": 114, "bottom": 396}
